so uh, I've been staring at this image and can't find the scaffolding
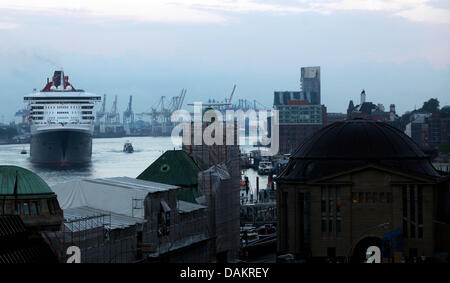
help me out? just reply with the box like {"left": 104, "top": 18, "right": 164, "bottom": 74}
{"left": 42, "top": 211, "right": 140, "bottom": 263}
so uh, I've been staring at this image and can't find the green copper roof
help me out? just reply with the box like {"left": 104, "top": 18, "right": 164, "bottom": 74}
{"left": 137, "top": 150, "right": 201, "bottom": 203}
{"left": 0, "top": 165, "right": 53, "bottom": 196}
{"left": 137, "top": 150, "right": 200, "bottom": 187}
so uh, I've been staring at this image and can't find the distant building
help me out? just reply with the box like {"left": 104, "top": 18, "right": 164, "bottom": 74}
{"left": 273, "top": 66, "right": 326, "bottom": 154}
{"left": 301, "top": 67, "right": 321, "bottom": 105}
{"left": 426, "top": 112, "right": 450, "bottom": 150}
{"left": 274, "top": 94, "right": 326, "bottom": 154}
{"left": 347, "top": 90, "right": 399, "bottom": 123}
{"left": 276, "top": 119, "right": 450, "bottom": 263}
{"left": 405, "top": 113, "right": 432, "bottom": 150}
{"left": 326, "top": 113, "right": 347, "bottom": 126}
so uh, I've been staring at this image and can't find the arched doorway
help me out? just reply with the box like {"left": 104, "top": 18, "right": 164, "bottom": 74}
{"left": 351, "top": 236, "right": 382, "bottom": 263}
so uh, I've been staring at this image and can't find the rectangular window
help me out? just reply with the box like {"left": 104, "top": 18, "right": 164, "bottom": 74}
{"left": 418, "top": 186, "right": 423, "bottom": 239}
{"left": 387, "top": 192, "right": 393, "bottom": 203}
{"left": 321, "top": 219, "right": 327, "bottom": 238}
{"left": 31, "top": 201, "right": 38, "bottom": 215}
{"left": 15, "top": 202, "right": 21, "bottom": 215}
{"left": 366, "top": 192, "right": 372, "bottom": 203}
{"left": 336, "top": 218, "right": 342, "bottom": 238}
{"left": 321, "top": 186, "right": 326, "bottom": 216}
{"left": 329, "top": 219, "right": 333, "bottom": 237}
{"left": 402, "top": 186, "right": 408, "bottom": 238}
{"left": 336, "top": 187, "right": 341, "bottom": 217}
{"left": 23, "top": 202, "right": 30, "bottom": 215}
{"left": 358, "top": 192, "right": 364, "bottom": 203}
{"left": 322, "top": 186, "right": 327, "bottom": 238}
{"left": 328, "top": 187, "right": 334, "bottom": 217}
{"left": 283, "top": 192, "right": 289, "bottom": 245}
{"left": 410, "top": 185, "right": 416, "bottom": 238}
{"left": 47, "top": 199, "right": 54, "bottom": 215}
{"left": 329, "top": 187, "right": 334, "bottom": 238}
{"left": 351, "top": 192, "right": 358, "bottom": 204}
{"left": 379, "top": 192, "right": 385, "bottom": 203}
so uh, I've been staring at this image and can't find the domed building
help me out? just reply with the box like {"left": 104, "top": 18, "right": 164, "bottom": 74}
{"left": 276, "top": 118, "right": 450, "bottom": 262}
{"left": 0, "top": 165, "right": 63, "bottom": 232}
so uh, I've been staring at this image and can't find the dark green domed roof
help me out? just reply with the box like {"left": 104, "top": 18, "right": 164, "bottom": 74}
{"left": 0, "top": 165, "right": 53, "bottom": 195}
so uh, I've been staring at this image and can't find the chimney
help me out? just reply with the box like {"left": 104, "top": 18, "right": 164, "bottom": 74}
{"left": 390, "top": 104, "right": 396, "bottom": 114}
{"left": 360, "top": 89, "right": 366, "bottom": 104}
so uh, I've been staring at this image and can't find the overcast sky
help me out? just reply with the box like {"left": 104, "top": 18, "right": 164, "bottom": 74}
{"left": 0, "top": 0, "right": 449, "bottom": 121}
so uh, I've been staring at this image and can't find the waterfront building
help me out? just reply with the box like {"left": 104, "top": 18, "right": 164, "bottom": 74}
{"left": 0, "top": 165, "right": 63, "bottom": 232}
{"left": 276, "top": 119, "right": 450, "bottom": 262}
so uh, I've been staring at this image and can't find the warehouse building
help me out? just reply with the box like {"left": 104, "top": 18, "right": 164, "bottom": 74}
{"left": 50, "top": 177, "right": 210, "bottom": 263}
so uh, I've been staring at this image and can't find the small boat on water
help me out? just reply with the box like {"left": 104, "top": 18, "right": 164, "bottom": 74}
{"left": 123, "top": 141, "right": 134, "bottom": 153}
{"left": 257, "top": 159, "right": 273, "bottom": 175}
{"left": 20, "top": 148, "right": 27, "bottom": 154}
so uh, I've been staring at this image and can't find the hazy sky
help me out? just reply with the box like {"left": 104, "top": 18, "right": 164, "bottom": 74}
{"left": 0, "top": 0, "right": 449, "bottom": 121}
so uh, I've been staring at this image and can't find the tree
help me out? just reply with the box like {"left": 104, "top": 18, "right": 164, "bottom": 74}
{"left": 439, "top": 142, "right": 450, "bottom": 154}
{"left": 421, "top": 98, "right": 439, "bottom": 113}
{"left": 440, "top": 106, "right": 450, "bottom": 118}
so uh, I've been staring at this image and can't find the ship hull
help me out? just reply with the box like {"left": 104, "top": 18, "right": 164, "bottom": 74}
{"left": 30, "top": 129, "right": 92, "bottom": 164}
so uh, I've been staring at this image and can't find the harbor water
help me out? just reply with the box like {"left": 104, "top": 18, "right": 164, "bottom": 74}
{"left": 0, "top": 136, "right": 268, "bottom": 194}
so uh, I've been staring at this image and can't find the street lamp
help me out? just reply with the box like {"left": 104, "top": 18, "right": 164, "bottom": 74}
{"left": 345, "top": 222, "right": 390, "bottom": 263}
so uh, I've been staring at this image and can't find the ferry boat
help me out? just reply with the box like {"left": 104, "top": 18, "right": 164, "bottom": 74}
{"left": 24, "top": 70, "right": 101, "bottom": 164}
{"left": 123, "top": 141, "right": 134, "bottom": 153}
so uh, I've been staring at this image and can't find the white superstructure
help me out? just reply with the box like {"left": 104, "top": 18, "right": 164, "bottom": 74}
{"left": 24, "top": 70, "right": 101, "bottom": 135}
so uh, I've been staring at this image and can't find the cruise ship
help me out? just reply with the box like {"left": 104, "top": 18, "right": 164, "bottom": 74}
{"left": 24, "top": 70, "right": 101, "bottom": 164}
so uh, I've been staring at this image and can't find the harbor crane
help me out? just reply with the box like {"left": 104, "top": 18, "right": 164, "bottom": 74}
{"left": 123, "top": 95, "right": 135, "bottom": 126}
{"left": 187, "top": 84, "right": 237, "bottom": 109}
{"left": 136, "top": 89, "right": 187, "bottom": 124}
{"left": 96, "top": 94, "right": 107, "bottom": 123}
{"left": 106, "top": 95, "right": 120, "bottom": 124}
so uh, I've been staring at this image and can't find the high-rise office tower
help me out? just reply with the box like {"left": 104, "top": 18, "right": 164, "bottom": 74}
{"left": 301, "top": 66, "right": 321, "bottom": 105}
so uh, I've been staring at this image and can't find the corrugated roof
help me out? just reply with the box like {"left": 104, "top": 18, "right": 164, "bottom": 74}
{"left": 178, "top": 200, "right": 207, "bottom": 213}
{"left": 87, "top": 176, "right": 179, "bottom": 193}
{"left": 0, "top": 215, "right": 27, "bottom": 238}
{"left": 0, "top": 216, "right": 57, "bottom": 263}
{"left": 0, "top": 165, "right": 53, "bottom": 196}
{"left": 0, "top": 245, "right": 57, "bottom": 263}
{"left": 137, "top": 150, "right": 200, "bottom": 187}
{"left": 63, "top": 206, "right": 145, "bottom": 231}
{"left": 52, "top": 177, "right": 179, "bottom": 219}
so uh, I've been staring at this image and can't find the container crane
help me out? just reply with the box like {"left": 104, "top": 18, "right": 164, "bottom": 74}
{"left": 96, "top": 94, "right": 107, "bottom": 123}
{"left": 106, "top": 95, "right": 120, "bottom": 124}
{"left": 123, "top": 95, "right": 134, "bottom": 126}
